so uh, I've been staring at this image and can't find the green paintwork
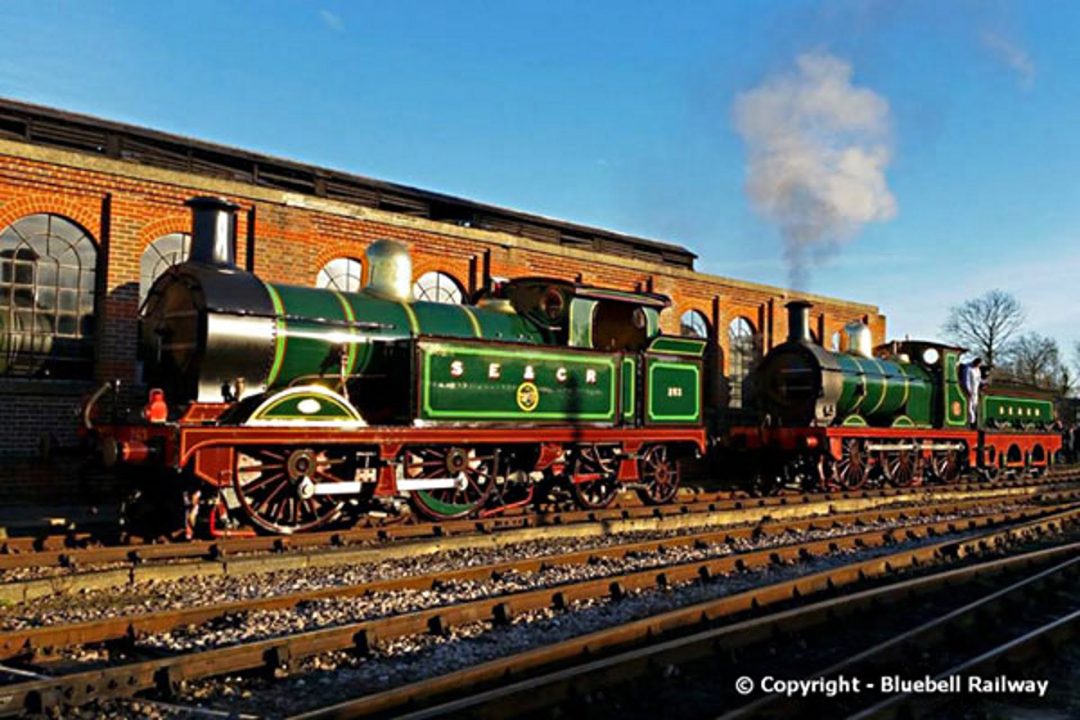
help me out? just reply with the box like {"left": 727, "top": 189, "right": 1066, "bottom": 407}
{"left": 645, "top": 359, "right": 701, "bottom": 423}
{"left": 832, "top": 352, "right": 933, "bottom": 427}
{"left": 622, "top": 356, "right": 636, "bottom": 421}
{"left": 981, "top": 394, "right": 1054, "bottom": 429}
{"left": 251, "top": 389, "right": 361, "bottom": 422}
{"left": 419, "top": 341, "right": 617, "bottom": 422}
{"left": 569, "top": 298, "right": 596, "bottom": 349}
{"left": 842, "top": 415, "right": 868, "bottom": 427}
{"left": 261, "top": 282, "right": 544, "bottom": 389}
{"left": 943, "top": 350, "right": 967, "bottom": 428}
{"left": 891, "top": 415, "right": 915, "bottom": 428}
{"left": 648, "top": 336, "right": 707, "bottom": 357}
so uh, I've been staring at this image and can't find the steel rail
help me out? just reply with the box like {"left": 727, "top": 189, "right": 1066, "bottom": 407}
{"left": 848, "top": 591, "right": 1080, "bottom": 719}
{"left": 0, "top": 472, "right": 1072, "bottom": 567}
{"left": 0, "top": 496, "right": 1043, "bottom": 662}
{"left": 0, "top": 504, "right": 1075, "bottom": 717}
{"left": 2, "top": 484, "right": 1068, "bottom": 607}
{"left": 290, "top": 527, "right": 1080, "bottom": 720}
{"left": 722, "top": 550, "right": 1080, "bottom": 718}
{"left": 0, "top": 476, "right": 1067, "bottom": 572}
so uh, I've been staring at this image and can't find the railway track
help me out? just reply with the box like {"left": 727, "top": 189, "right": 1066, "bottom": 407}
{"left": 0, "top": 498, "right": 1075, "bottom": 717}
{"left": 297, "top": 510, "right": 1080, "bottom": 720}
{"left": 0, "top": 477, "right": 1074, "bottom": 605}
{"left": 2, "top": 470, "right": 1073, "bottom": 566}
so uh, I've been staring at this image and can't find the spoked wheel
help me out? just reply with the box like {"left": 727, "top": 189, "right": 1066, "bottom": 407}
{"left": 833, "top": 439, "right": 868, "bottom": 490}
{"left": 638, "top": 444, "right": 681, "bottom": 505}
{"left": 932, "top": 448, "right": 963, "bottom": 483}
{"left": 406, "top": 446, "right": 495, "bottom": 520}
{"left": 883, "top": 439, "right": 920, "bottom": 487}
{"left": 568, "top": 444, "right": 621, "bottom": 509}
{"left": 234, "top": 446, "right": 354, "bottom": 534}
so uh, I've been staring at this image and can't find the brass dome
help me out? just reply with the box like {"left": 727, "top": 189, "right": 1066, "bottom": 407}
{"left": 364, "top": 239, "right": 413, "bottom": 302}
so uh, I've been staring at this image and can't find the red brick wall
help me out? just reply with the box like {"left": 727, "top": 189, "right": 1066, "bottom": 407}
{"left": 0, "top": 142, "right": 885, "bottom": 458}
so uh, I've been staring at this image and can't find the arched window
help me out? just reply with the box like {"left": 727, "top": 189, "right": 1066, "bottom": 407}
{"left": 728, "top": 317, "right": 759, "bottom": 408}
{"left": 140, "top": 233, "right": 190, "bottom": 304}
{"left": 316, "top": 257, "right": 363, "bottom": 292}
{"left": 0, "top": 214, "right": 97, "bottom": 378}
{"left": 680, "top": 309, "right": 709, "bottom": 339}
{"left": 413, "top": 271, "right": 464, "bottom": 304}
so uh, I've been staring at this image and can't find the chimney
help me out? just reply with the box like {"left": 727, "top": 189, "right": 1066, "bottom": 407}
{"left": 785, "top": 300, "right": 812, "bottom": 343}
{"left": 186, "top": 196, "right": 239, "bottom": 266}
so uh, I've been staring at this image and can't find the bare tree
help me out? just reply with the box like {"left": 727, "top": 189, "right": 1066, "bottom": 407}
{"left": 1003, "top": 332, "right": 1073, "bottom": 395}
{"left": 942, "top": 290, "right": 1024, "bottom": 366}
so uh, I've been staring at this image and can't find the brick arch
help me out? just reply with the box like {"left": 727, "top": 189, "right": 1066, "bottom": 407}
{"left": 410, "top": 254, "right": 469, "bottom": 283}
{"left": 136, "top": 215, "right": 190, "bottom": 250}
{"left": 313, "top": 245, "right": 367, "bottom": 272}
{"left": 0, "top": 194, "right": 102, "bottom": 241}
{"left": 312, "top": 245, "right": 369, "bottom": 287}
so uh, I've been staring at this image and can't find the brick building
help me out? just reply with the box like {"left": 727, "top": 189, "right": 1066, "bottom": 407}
{"left": 0, "top": 98, "right": 885, "bottom": 466}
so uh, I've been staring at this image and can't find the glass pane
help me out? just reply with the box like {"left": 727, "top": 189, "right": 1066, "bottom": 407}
{"left": 36, "top": 288, "right": 57, "bottom": 310}
{"left": 36, "top": 262, "right": 57, "bottom": 286}
{"left": 59, "top": 266, "right": 78, "bottom": 289}
{"left": 56, "top": 314, "right": 77, "bottom": 336}
{"left": 58, "top": 289, "right": 77, "bottom": 312}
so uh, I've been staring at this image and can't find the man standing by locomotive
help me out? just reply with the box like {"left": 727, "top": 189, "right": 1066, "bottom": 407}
{"left": 959, "top": 358, "right": 985, "bottom": 428}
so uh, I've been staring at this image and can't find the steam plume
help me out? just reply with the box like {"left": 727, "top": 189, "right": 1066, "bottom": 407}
{"left": 733, "top": 52, "right": 897, "bottom": 288}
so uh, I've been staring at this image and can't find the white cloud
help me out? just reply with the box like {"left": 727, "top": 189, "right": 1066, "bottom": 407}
{"left": 980, "top": 31, "right": 1035, "bottom": 88}
{"left": 319, "top": 9, "right": 345, "bottom": 32}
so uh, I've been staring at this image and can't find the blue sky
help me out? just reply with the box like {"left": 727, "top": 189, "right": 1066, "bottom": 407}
{"left": 1, "top": 1, "right": 1077, "bottom": 355}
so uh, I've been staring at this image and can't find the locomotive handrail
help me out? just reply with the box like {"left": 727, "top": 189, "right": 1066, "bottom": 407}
{"left": 203, "top": 306, "right": 397, "bottom": 331}
{"left": 82, "top": 380, "right": 113, "bottom": 431}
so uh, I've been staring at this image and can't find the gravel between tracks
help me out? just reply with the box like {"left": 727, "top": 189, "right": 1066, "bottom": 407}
{"left": 0, "top": 502, "right": 1020, "bottom": 632}
{"left": 164, "top": 530, "right": 1004, "bottom": 718}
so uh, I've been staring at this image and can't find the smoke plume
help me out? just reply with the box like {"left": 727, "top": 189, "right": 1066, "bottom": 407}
{"left": 733, "top": 52, "right": 897, "bottom": 289}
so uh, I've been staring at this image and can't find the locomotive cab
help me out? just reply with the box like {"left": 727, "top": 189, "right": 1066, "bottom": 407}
{"left": 501, "top": 278, "right": 667, "bottom": 351}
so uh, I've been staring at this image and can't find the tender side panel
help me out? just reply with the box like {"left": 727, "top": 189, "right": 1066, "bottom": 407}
{"left": 417, "top": 340, "right": 618, "bottom": 423}
{"left": 645, "top": 355, "right": 702, "bottom": 424}
{"left": 981, "top": 394, "right": 1054, "bottom": 429}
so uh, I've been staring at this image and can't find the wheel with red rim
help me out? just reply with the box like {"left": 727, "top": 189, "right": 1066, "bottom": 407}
{"left": 637, "top": 444, "right": 680, "bottom": 505}
{"left": 883, "top": 439, "right": 920, "bottom": 487}
{"left": 406, "top": 446, "right": 495, "bottom": 520}
{"left": 833, "top": 439, "right": 868, "bottom": 490}
{"left": 568, "top": 444, "right": 621, "bottom": 509}
{"left": 234, "top": 446, "right": 354, "bottom": 534}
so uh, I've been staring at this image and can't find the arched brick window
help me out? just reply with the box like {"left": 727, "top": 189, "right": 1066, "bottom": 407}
{"left": 140, "top": 233, "right": 190, "bottom": 305}
{"left": 413, "top": 271, "right": 464, "bottom": 304}
{"left": 316, "top": 257, "right": 363, "bottom": 292}
{"left": 728, "top": 316, "right": 760, "bottom": 408}
{"left": 679, "top": 309, "right": 709, "bottom": 339}
{"left": 0, "top": 214, "right": 97, "bottom": 378}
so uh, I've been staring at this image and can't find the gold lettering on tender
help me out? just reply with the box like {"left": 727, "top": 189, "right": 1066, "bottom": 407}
{"left": 586, "top": 369, "right": 597, "bottom": 384}
{"left": 489, "top": 363, "right": 501, "bottom": 379}
{"left": 524, "top": 365, "right": 535, "bottom": 380}
{"left": 556, "top": 367, "right": 568, "bottom": 383}
{"left": 450, "top": 360, "right": 464, "bottom": 378}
